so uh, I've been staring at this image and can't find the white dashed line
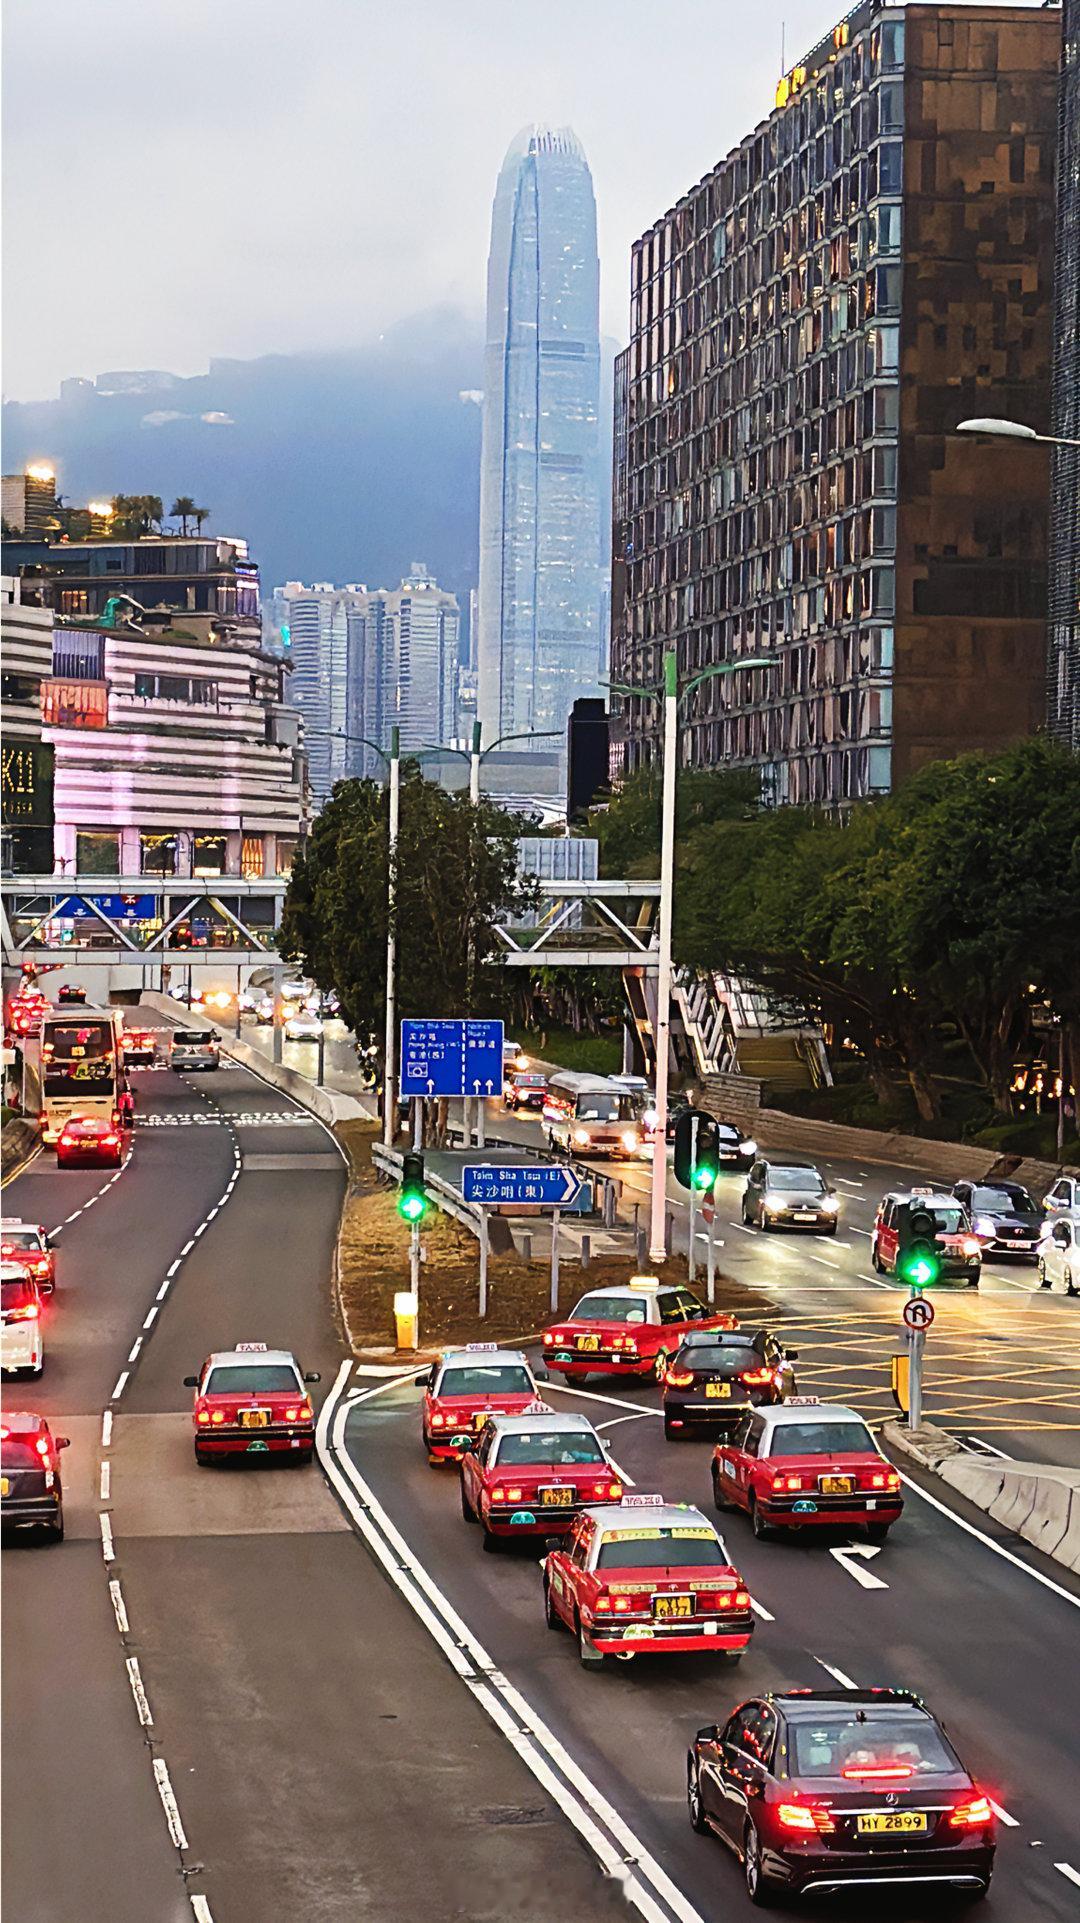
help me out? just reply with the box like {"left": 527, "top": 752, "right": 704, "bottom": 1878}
{"left": 99, "top": 1461, "right": 111, "bottom": 1502}
{"left": 127, "top": 1337, "right": 142, "bottom": 1364}
{"left": 152, "top": 1758, "right": 189, "bottom": 1849}
{"left": 836, "top": 1178, "right": 864, "bottom": 1189}
{"left": 989, "top": 1799, "right": 1019, "bottom": 1828}
{"left": 156, "top": 1277, "right": 173, "bottom": 1302}
{"left": 190, "top": 1899, "right": 215, "bottom": 1923}
{"left": 111, "top": 1371, "right": 129, "bottom": 1400}
{"left": 101, "top": 1410, "right": 113, "bottom": 1449}
{"left": 100, "top": 1513, "right": 115, "bottom": 1563}
{"left": 126, "top": 1657, "right": 154, "bottom": 1727}
{"left": 1055, "top": 1864, "right": 1080, "bottom": 1889}
{"left": 809, "top": 1253, "right": 841, "bottom": 1269}
{"left": 180, "top": 1239, "right": 195, "bottom": 1256}
{"left": 108, "top": 1578, "right": 129, "bottom": 1634}
{"left": 165, "top": 1258, "right": 181, "bottom": 1278}
{"left": 814, "top": 1657, "right": 859, "bottom": 1688}
{"left": 749, "top": 1597, "right": 776, "bottom": 1622}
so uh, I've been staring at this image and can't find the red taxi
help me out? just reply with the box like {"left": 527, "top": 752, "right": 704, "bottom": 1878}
{"left": 183, "top": 1343, "right": 321, "bottom": 1464}
{"left": 56, "top": 1115, "right": 124, "bottom": 1167}
{"left": 419, "top": 1344, "right": 539, "bottom": 1461}
{"left": 712, "top": 1398, "right": 903, "bottom": 1542}
{"left": 123, "top": 1028, "right": 158, "bottom": 1066}
{"left": 871, "top": 1190, "right": 982, "bottom": 1286}
{"left": 460, "top": 1408, "right": 622, "bottom": 1545}
{"left": 0, "top": 1223, "right": 55, "bottom": 1293}
{"left": 543, "top": 1277, "right": 738, "bottom": 1382}
{"left": 543, "top": 1494, "right": 753, "bottom": 1668}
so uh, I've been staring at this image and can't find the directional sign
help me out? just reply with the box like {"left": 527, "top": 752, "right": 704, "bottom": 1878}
{"left": 462, "top": 1163, "right": 589, "bottom": 1211}
{"left": 400, "top": 1018, "right": 504, "bottom": 1098}
{"left": 903, "top": 1295, "right": 935, "bottom": 1332}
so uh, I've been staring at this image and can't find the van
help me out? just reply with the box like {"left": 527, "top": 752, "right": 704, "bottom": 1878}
{"left": 169, "top": 1028, "right": 220, "bottom": 1072}
{"left": 542, "top": 1072, "right": 643, "bottom": 1159}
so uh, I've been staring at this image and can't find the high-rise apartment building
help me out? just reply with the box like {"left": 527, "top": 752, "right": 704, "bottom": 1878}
{"left": 611, "top": 3, "right": 1058, "bottom": 803}
{"left": 477, "top": 125, "right": 603, "bottom": 759}
{"left": 277, "top": 583, "right": 367, "bottom": 802}
{"left": 1048, "top": 0, "right": 1079, "bottom": 750}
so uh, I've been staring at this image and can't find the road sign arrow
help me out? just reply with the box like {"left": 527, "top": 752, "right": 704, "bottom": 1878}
{"left": 485, "top": 1079, "right": 494, "bottom": 1092}
{"left": 473, "top": 1080, "right": 481, "bottom": 1093}
{"left": 829, "top": 1544, "right": 889, "bottom": 1589}
{"left": 426, "top": 1079, "right": 434, "bottom": 1095}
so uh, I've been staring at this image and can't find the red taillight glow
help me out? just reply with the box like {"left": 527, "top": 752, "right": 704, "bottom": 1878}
{"left": 776, "top": 1802, "right": 835, "bottom": 1834}
{"left": 949, "top": 1796, "right": 993, "bottom": 1829}
{"left": 593, "top": 1480, "right": 622, "bottom": 1498}
{"left": 7, "top": 1303, "right": 40, "bottom": 1322}
{"left": 102, "top": 1133, "right": 119, "bottom": 1146}
{"left": 665, "top": 1368, "right": 694, "bottom": 1387}
{"left": 771, "top": 1473, "right": 804, "bottom": 1492}
{"left": 741, "top": 1368, "right": 773, "bottom": 1386}
{"left": 868, "top": 1470, "right": 901, "bottom": 1490}
{"left": 35, "top": 1435, "right": 51, "bottom": 1458}
{"left": 841, "top": 1764, "right": 913, "bottom": 1780}
{"left": 962, "top": 1237, "right": 981, "bottom": 1258}
{"left": 196, "top": 1410, "right": 210, "bottom": 1425}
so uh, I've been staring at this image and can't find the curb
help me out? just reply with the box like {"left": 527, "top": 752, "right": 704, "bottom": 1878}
{"left": 1, "top": 1117, "right": 43, "bottom": 1188}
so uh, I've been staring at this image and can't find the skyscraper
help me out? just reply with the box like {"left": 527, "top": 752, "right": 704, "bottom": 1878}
{"left": 1048, "top": 0, "right": 1079, "bottom": 750}
{"left": 277, "top": 582, "right": 367, "bottom": 802}
{"left": 477, "top": 126, "right": 603, "bottom": 762}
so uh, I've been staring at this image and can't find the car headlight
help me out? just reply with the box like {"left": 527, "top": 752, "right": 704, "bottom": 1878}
{"left": 821, "top": 1195, "right": 840, "bottom": 1213}
{"left": 765, "top": 1195, "right": 785, "bottom": 1213}
{"left": 621, "top": 1130, "right": 640, "bottom": 1151}
{"left": 974, "top": 1216, "right": 996, "bottom": 1237}
{"left": 742, "top": 1139, "right": 758, "bottom": 1158}
{"left": 572, "top": 1128, "right": 591, "bottom": 1147}
{"left": 643, "top": 1109, "right": 658, "bottom": 1129}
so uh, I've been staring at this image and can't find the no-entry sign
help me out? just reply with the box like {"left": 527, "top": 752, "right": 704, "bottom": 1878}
{"left": 903, "top": 1295, "right": 935, "bottom": 1332}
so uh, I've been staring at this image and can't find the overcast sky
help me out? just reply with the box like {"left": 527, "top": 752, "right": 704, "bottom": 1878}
{"left": 5, "top": 0, "right": 838, "bottom": 399}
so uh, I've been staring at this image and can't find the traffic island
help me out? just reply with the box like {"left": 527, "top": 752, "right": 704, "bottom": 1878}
{"left": 883, "top": 1419, "right": 1080, "bottom": 1575}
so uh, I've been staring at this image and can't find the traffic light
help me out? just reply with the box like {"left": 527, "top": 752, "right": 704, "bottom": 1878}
{"left": 896, "top": 1201, "right": 941, "bottom": 1288}
{"left": 673, "top": 1109, "right": 721, "bottom": 1192}
{"left": 398, "top": 1151, "right": 426, "bottom": 1223}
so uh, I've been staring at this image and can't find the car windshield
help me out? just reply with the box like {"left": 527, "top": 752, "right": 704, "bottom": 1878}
{"left": 175, "top": 1031, "right": 213, "bottom": 1046}
{"left": 2, "top": 1280, "right": 36, "bottom": 1308}
{"left": 791, "top": 1715, "right": 960, "bottom": 1778}
{"left": 924, "top": 1206, "right": 965, "bottom": 1233}
{"left": 770, "top": 1421, "right": 876, "bottom": 1456}
{"left": 768, "top": 1168, "right": 823, "bottom": 1191}
{"left": 972, "top": 1185, "right": 1036, "bottom": 1213}
{"left": 1, "top": 1231, "right": 41, "bottom": 1251}
{"left": 496, "top": 1432, "right": 605, "bottom": 1466}
{"left": 717, "top": 1126, "right": 742, "bottom": 1142}
{"left": 576, "top": 1095, "right": 635, "bottom": 1122}
{"left": 571, "top": 1294, "right": 647, "bottom": 1324}
{"left": 204, "top": 1365, "right": 298, "bottom": 1395}
{"left": 0, "top": 1437, "right": 44, "bottom": 1467}
{"left": 676, "top": 1345, "right": 756, "bottom": 1376}
{"left": 438, "top": 1365, "right": 533, "bottom": 1397}
{"left": 596, "top": 1531, "right": 727, "bottom": 1569}
{"left": 513, "top": 1076, "right": 546, "bottom": 1088}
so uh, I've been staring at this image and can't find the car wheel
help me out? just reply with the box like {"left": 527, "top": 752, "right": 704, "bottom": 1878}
{"left": 544, "top": 1579, "right": 565, "bottom": 1633}
{"left": 1066, "top": 1269, "right": 1078, "bottom": 1297}
{"left": 1038, "top": 1259, "right": 1051, "bottom": 1289}
{"left": 743, "top": 1820, "right": 775, "bottom": 1907}
{"left": 967, "top": 1275, "right": 980, "bottom": 1289}
{"left": 48, "top": 1508, "right": 65, "bottom": 1543}
{"left": 823, "top": 1223, "right": 838, "bottom": 1236}
{"left": 718, "top": 1649, "right": 743, "bottom": 1666}
{"left": 759, "top": 1207, "right": 772, "bottom": 1231}
{"left": 194, "top": 1443, "right": 212, "bottom": 1466}
{"left": 749, "top": 1496, "right": 771, "bottom": 1541}
{"left": 712, "top": 1467, "right": 733, "bottom": 1512}
{"left": 687, "top": 1755, "right": 709, "bottom": 1834}
{"left": 576, "top": 1614, "right": 605, "bottom": 1670}
{"left": 293, "top": 1447, "right": 314, "bottom": 1467}
{"left": 29, "top": 1360, "right": 43, "bottom": 1379}
{"left": 481, "top": 1524, "right": 501, "bottom": 1553}
{"left": 866, "top": 1522, "right": 892, "bottom": 1545}
{"left": 871, "top": 1242, "right": 884, "bottom": 1273}
{"left": 460, "top": 1477, "right": 478, "bottom": 1522}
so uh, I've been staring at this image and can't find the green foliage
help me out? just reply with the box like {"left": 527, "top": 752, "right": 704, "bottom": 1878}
{"left": 279, "top": 773, "right": 530, "bottom": 1048}
{"left": 110, "top": 493, "right": 164, "bottom": 538}
{"left": 170, "top": 496, "right": 197, "bottom": 533}
{"left": 587, "top": 764, "right": 762, "bottom": 877}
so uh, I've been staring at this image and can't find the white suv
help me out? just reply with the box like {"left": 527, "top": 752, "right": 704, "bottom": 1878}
{"left": 1, "top": 1264, "right": 44, "bottom": 1377}
{"left": 1038, "top": 1216, "right": 1080, "bottom": 1296}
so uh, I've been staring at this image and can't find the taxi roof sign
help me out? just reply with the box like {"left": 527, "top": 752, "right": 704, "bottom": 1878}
{"left": 629, "top": 1275, "right": 661, "bottom": 1291}
{"left": 621, "top": 1492, "right": 664, "bottom": 1506}
{"left": 523, "top": 1399, "right": 553, "bottom": 1415}
{"left": 465, "top": 1342, "right": 499, "bottom": 1352}
{"left": 235, "top": 1342, "right": 269, "bottom": 1352}
{"left": 784, "top": 1396, "right": 822, "bottom": 1406}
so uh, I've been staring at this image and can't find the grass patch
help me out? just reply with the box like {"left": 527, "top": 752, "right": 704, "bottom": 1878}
{"left": 518, "top": 1023, "right": 622, "bottom": 1077}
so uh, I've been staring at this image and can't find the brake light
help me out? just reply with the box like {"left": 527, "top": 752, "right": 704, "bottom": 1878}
{"left": 33, "top": 1260, "right": 51, "bottom": 1276}
{"left": 949, "top": 1796, "right": 993, "bottom": 1829}
{"left": 741, "top": 1367, "right": 773, "bottom": 1386}
{"left": 593, "top": 1480, "right": 622, "bottom": 1499}
{"left": 868, "top": 1470, "right": 901, "bottom": 1490}
{"left": 431, "top": 1413, "right": 445, "bottom": 1428}
{"left": 962, "top": 1237, "right": 981, "bottom": 1258}
{"left": 594, "top": 1595, "right": 612, "bottom": 1612}
{"left": 841, "top": 1764, "right": 913, "bottom": 1780}
{"left": 7, "top": 1302, "right": 40, "bottom": 1321}
{"left": 771, "top": 1474, "right": 804, "bottom": 1492}
{"left": 210, "top": 1410, "right": 225, "bottom": 1425}
{"left": 734, "top": 1589, "right": 749, "bottom": 1608}
{"left": 613, "top": 1335, "right": 638, "bottom": 1353}
{"left": 665, "top": 1368, "right": 694, "bottom": 1388}
{"left": 102, "top": 1133, "right": 119, "bottom": 1146}
{"left": 284, "top": 1407, "right": 299, "bottom": 1422}
{"left": 35, "top": 1435, "right": 51, "bottom": 1458}
{"left": 197, "top": 1410, "right": 210, "bottom": 1425}
{"left": 542, "top": 1332, "right": 555, "bottom": 1346}
{"left": 776, "top": 1802, "right": 834, "bottom": 1834}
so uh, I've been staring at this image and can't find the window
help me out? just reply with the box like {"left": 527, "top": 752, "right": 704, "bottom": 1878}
{"left": 76, "top": 831, "right": 120, "bottom": 876}
{"left": 59, "top": 590, "right": 90, "bottom": 616}
{"left": 132, "top": 672, "right": 218, "bottom": 706}
{"left": 53, "top": 631, "right": 106, "bottom": 679}
{"left": 241, "top": 836, "right": 264, "bottom": 879}
{"left": 193, "top": 834, "right": 227, "bottom": 878}
{"left": 140, "top": 832, "right": 180, "bottom": 877}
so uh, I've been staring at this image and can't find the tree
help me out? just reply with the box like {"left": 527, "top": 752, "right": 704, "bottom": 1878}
{"left": 110, "top": 493, "right": 164, "bottom": 538}
{"left": 193, "top": 506, "right": 210, "bottom": 536}
{"left": 279, "top": 773, "right": 532, "bottom": 1065}
{"left": 170, "top": 496, "right": 197, "bottom": 535}
{"left": 586, "top": 764, "right": 762, "bottom": 877}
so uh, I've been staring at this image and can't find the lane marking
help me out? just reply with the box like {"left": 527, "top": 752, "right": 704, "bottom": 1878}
{"left": 109, "top": 1579, "right": 129, "bottom": 1634}
{"left": 814, "top": 1657, "right": 859, "bottom": 1688}
{"left": 1055, "top": 1864, "right": 1080, "bottom": 1888}
{"left": 152, "top": 1757, "right": 189, "bottom": 1849}
{"left": 190, "top": 1899, "right": 215, "bottom": 1923}
{"left": 894, "top": 1470, "right": 1080, "bottom": 1612}
{"left": 596, "top": 1412, "right": 653, "bottom": 1431}
{"left": 101, "top": 1410, "right": 113, "bottom": 1449}
{"left": 989, "top": 1798, "right": 1019, "bottom": 1828}
{"left": 126, "top": 1656, "right": 153, "bottom": 1727}
{"left": 156, "top": 1277, "right": 173, "bottom": 1302}
{"left": 545, "top": 1380, "right": 661, "bottom": 1419}
{"left": 829, "top": 1544, "right": 888, "bottom": 1589}
{"left": 321, "top": 1365, "right": 706, "bottom": 1923}
{"left": 143, "top": 1306, "right": 158, "bottom": 1331}
{"left": 730, "top": 1222, "right": 758, "bottom": 1235}
{"left": 837, "top": 1178, "right": 864, "bottom": 1190}
{"left": 100, "top": 1513, "right": 115, "bottom": 1563}
{"left": 99, "top": 1461, "right": 111, "bottom": 1502}
{"left": 165, "top": 1259, "right": 182, "bottom": 1278}
{"left": 749, "top": 1597, "right": 776, "bottom": 1622}
{"left": 809, "top": 1254, "right": 841, "bottom": 1270}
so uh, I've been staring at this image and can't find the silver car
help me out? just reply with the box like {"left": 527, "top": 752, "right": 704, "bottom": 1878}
{"left": 742, "top": 1159, "right": 840, "bottom": 1233}
{"left": 169, "top": 1027, "right": 220, "bottom": 1071}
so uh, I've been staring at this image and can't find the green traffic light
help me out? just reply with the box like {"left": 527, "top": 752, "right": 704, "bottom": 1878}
{"left": 903, "top": 1255, "right": 937, "bottom": 1287}
{"left": 692, "top": 1165, "right": 717, "bottom": 1191}
{"left": 399, "top": 1192, "right": 424, "bottom": 1222}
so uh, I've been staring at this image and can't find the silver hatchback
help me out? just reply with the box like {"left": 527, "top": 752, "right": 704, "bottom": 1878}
{"left": 742, "top": 1159, "right": 839, "bottom": 1233}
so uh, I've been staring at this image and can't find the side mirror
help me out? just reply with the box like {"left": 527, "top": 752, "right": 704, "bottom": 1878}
{"left": 303, "top": 1371, "right": 321, "bottom": 1384}
{"left": 543, "top": 1535, "right": 562, "bottom": 1556}
{"left": 56, "top": 1436, "right": 71, "bottom": 1450}
{"left": 414, "top": 1370, "right": 429, "bottom": 1386}
{"left": 182, "top": 1375, "right": 199, "bottom": 1388}
{"left": 696, "top": 1724, "right": 721, "bottom": 1743}
{"left": 786, "top": 1349, "right": 800, "bottom": 1362}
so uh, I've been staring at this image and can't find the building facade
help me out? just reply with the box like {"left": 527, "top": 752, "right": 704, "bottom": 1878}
{"left": 611, "top": 3, "right": 1059, "bottom": 803}
{"left": 477, "top": 126, "right": 603, "bottom": 757}
{"left": 277, "top": 582, "right": 368, "bottom": 800}
{"left": 1048, "top": 0, "right": 1079, "bottom": 750}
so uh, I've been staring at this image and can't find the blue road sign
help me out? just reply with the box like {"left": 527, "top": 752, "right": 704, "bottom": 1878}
{"left": 400, "top": 1018, "right": 504, "bottom": 1098}
{"left": 462, "top": 1163, "right": 589, "bottom": 1211}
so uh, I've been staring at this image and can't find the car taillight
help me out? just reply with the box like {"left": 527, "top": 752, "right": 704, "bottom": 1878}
{"left": 741, "top": 1368, "right": 773, "bottom": 1386}
{"left": 490, "top": 1485, "right": 524, "bottom": 1503}
{"left": 776, "top": 1802, "right": 835, "bottom": 1834}
{"left": 594, "top": 1595, "right": 612, "bottom": 1612}
{"left": 665, "top": 1368, "right": 694, "bottom": 1387}
{"left": 962, "top": 1237, "right": 981, "bottom": 1258}
{"left": 593, "top": 1480, "right": 622, "bottom": 1499}
{"left": 868, "top": 1470, "right": 901, "bottom": 1490}
{"left": 613, "top": 1335, "right": 638, "bottom": 1353}
{"left": 542, "top": 1332, "right": 555, "bottom": 1346}
{"left": 103, "top": 1133, "right": 119, "bottom": 1146}
{"left": 949, "top": 1796, "right": 993, "bottom": 1829}
{"left": 8, "top": 1303, "right": 40, "bottom": 1321}
{"left": 842, "top": 1764, "right": 913, "bottom": 1780}
{"left": 33, "top": 1260, "right": 51, "bottom": 1276}
{"left": 771, "top": 1473, "right": 804, "bottom": 1492}
{"left": 431, "top": 1413, "right": 445, "bottom": 1427}
{"left": 699, "top": 1589, "right": 734, "bottom": 1611}
{"left": 210, "top": 1410, "right": 225, "bottom": 1425}
{"left": 35, "top": 1435, "right": 51, "bottom": 1459}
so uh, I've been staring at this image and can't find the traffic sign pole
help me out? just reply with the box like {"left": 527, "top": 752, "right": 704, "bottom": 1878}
{"left": 550, "top": 1208, "right": 561, "bottom": 1312}
{"left": 478, "top": 1208, "right": 489, "bottom": 1318}
{"left": 902, "top": 1288, "right": 935, "bottom": 1430}
{"left": 706, "top": 1197, "right": 716, "bottom": 1303}
{"left": 687, "top": 1113, "right": 699, "bottom": 1283}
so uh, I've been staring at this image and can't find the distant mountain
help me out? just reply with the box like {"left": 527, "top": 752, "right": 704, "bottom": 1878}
{"left": 2, "top": 309, "right": 618, "bottom": 603}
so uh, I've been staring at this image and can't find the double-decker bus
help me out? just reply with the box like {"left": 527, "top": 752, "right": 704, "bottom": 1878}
{"left": 38, "top": 1006, "right": 124, "bottom": 1143}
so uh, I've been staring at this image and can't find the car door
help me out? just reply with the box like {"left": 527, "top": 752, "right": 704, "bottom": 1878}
{"left": 463, "top": 1425, "right": 491, "bottom": 1505}
{"left": 713, "top": 1704, "right": 777, "bottom": 1844}
{"left": 722, "top": 1412, "right": 761, "bottom": 1509}
{"left": 745, "top": 1163, "right": 764, "bottom": 1211}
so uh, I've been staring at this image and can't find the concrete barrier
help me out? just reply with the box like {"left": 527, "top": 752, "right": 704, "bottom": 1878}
{"left": 2, "top": 1115, "right": 42, "bottom": 1183}
{"left": 884, "top": 1419, "right": 1080, "bottom": 1576}
{"left": 138, "top": 992, "right": 374, "bottom": 1130}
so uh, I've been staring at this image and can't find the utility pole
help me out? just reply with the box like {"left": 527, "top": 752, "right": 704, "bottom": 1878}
{"left": 649, "top": 648, "right": 679, "bottom": 1263}
{"left": 382, "top": 726, "right": 400, "bottom": 1146}
{"left": 469, "top": 718, "right": 482, "bottom": 807}
{"left": 687, "top": 1111, "right": 699, "bottom": 1283}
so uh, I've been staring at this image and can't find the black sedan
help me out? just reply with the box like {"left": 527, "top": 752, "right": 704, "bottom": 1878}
{"left": 57, "top": 983, "right": 87, "bottom": 1004}
{"left": 953, "top": 1179, "right": 1043, "bottom": 1261}
{"left": 742, "top": 1158, "right": 840, "bottom": 1232}
{"left": 687, "top": 1688, "right": 995, "bottom": 1905}
{"left": 661, "top": 1328, "right": 797, "bottom": 1440}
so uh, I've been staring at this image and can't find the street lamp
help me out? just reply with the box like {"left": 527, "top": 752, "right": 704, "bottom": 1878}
{"left": 956, "top": 417, "right": 1080, "bottom": 450}
{"left": 608, "top": 650, "right": 771, "bottom": 1262}
{"left": 424, "top": 723, "right": 564, "bottom": 804}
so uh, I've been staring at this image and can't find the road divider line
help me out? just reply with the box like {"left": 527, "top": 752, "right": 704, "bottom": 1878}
{"left": 165, "top": 1259, "right": 181, "bottom": 1278}
{"left": 99, "top": 1461, "right": 110, "bottom": 1502}
{"left": 190, "top": 1899, "right": 215, "bottom": 1923}
{"left": 1055, "top": 1863, "right": 1080, "bottom": 1888}
{"left": 108, "top": 1578, "right": 129, "bottom": 1634}
{"left": 152, "top": 1758, "right": 189, "bottom": 1850}
{"left": 814, "top": 1657, "right": 858, "bottom": 1687}
{"left": 127, "top": 1337, "right": 142, "bottom": 1363}
{"left": 894, "top": 1469, "right": 1080, "bottom": 1611}
{"left": 546, "top": 1380, "right": 662, "bottom": 1419}
{"left": 749, "top": 1598, "right": 776, "bottom": 1622}
{"left": 988, "top": 1799, "right": 1019, "bottom": 1827}
{"left": 809, "top": 1254, "right": 841, "bottom": 1270}
{"left": 143, "top": 1306, "right": 158, "bottom": 1330}
{"left": 320, "top": 1366, "right": 706, "bottom": 1923}
{"left": 101, "top": 1410, "right": 113, "bottom": 1449}
{"left": 100, "top": 1513, "right": 115, "bottom": 1563}
{"left": 125, "top": 1656, "right": 153, "bottom": 1727}
{"left": 111, "top": 1371, "right": 128, "bottom": 1401}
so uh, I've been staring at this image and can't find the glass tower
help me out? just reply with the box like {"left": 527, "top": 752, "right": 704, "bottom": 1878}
{"left": 477, "top": 125, "right": 602, "bottom": 758}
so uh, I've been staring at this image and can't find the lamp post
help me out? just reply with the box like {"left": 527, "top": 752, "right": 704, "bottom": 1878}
{"left": 608, "top": 650, "right": 771, "bottom": 1263}
{"left": 956, "top": 418, "right": 1080, "bottom": 450}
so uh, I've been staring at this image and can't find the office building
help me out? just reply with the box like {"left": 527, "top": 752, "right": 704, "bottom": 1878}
{"left": 1048, "top": 0, "right": 1079, "bottom": 750}
{"left": 276, "top": 582, "right": 368, "bottom": 801}
{"left": 477, "top": 125, "right": 603, "bottom": 760}
{"left": 611, "top": 3, "right": 1059, "bottom": 803}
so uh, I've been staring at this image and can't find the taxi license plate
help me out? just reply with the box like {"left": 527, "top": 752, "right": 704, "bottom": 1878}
{"left": 821, "top": 1474, "right": 853, "bottom": 1495}
{"left": 704, "top": 1381, "right": 731, "bottom": 1399}
{"left": 857, "top": 1812, "right": 927, "bottom": 1835}
{"left": 0, "top": 1478, "right": 8, "bottom": 1497}
{"left": 240, "top": 1410, "right": 269, "bottom": 1429}
{"left": 540, "top": 1487, "right": 573, "bottom": 1506}
{"left": 576, "top": 1335, "right": 600, "bottom": 1351}
{"left": 794, "top": 1210, "right": 817, "bottom": 1222}
{"left": 653, "top": 1594, "right": 693, "bottom": 1621}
